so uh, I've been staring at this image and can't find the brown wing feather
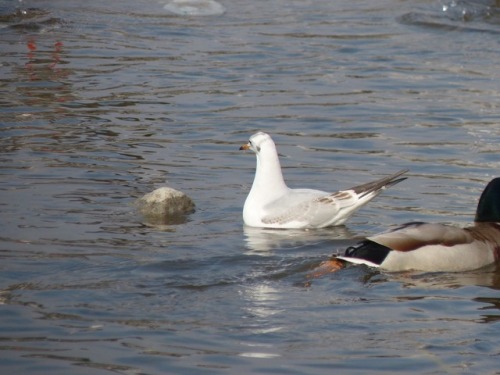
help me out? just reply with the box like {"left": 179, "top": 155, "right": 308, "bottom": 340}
{"left": 369, "top": 222, "right": 475, "bottom": 252}
{"left": 349, "top": 169, "right": 408, "bottom": 196}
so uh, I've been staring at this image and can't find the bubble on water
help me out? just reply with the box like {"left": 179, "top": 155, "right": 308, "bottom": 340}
{"left": 163, "top": 0, "right": 226, "bottom": 16}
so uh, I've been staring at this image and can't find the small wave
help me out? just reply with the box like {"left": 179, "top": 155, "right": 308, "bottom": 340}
{"left": 440, "top": 0, "right": 499, "bottom": 22}
{"left": 399, "top": 0, "right": 500, "bottom": 33}
{"left": 0, "top": 7, "right": 67, "bottom": 33}
{"left": 0, "top": 7, "right": 50, "bottom": 23}
{"left": 162, "top": 0, "right": 226, "bottom": 16}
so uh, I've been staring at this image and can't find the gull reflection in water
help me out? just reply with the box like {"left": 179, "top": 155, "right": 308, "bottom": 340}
{"left": 243, "top": 225, "right": 357, "bottom": 253}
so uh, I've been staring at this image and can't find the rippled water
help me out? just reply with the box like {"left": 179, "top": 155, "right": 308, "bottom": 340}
{"left": 1, "top": 0, "right": 500, "bottom": 373}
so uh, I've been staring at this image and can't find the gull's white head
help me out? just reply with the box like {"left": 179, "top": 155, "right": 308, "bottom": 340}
{"left": 239, "top": 132, "right": 275, "bottom": 154}
{"left": 240, "top": 132, "right": 287, "bottom": 215}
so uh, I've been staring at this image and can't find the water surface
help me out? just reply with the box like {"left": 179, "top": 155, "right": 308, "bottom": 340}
{"left": 1, "top": 0, "right": 500, "bottom": 373}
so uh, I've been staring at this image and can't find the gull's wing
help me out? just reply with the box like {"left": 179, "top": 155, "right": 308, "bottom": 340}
{"left": 260, "top": 189, "right": 366, "bottom": 228}
{"left": 259, "top": 170, "right": 408, "bottom": 228}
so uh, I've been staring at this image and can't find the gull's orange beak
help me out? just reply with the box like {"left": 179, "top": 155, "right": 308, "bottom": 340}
{"left": 239, "top": 143, "right": 250, "bottom": 151}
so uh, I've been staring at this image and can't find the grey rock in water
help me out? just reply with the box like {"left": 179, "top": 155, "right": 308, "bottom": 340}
{"left": 136, "top": 187, "right": 195, "bottom": 225}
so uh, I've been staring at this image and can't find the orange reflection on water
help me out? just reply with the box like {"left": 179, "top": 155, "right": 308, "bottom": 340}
{"left": 22, "top": 39, "right": 73, "bottom": 105}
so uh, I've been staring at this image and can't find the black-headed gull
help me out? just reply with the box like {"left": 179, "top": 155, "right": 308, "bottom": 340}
{"left": 240, "top": 132, "right": 407, "bottom": 229}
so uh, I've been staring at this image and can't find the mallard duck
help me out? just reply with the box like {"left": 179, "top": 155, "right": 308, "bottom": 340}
{"left": 239, "top": 131, "right": 408, "bottom": 229}
{"left": 337, "top": 178, "right": 500, "bottom": 272}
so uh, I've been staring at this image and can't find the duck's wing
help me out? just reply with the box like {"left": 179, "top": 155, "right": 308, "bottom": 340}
{"left": 337, "top": 222, "right": 476, "bottom": 267}
{"left": 369, "top": 222, "right": 475, "bottom": 251}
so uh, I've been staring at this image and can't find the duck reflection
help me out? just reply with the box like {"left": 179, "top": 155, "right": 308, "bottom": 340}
{"left": 391, "top": 264, "right": 500, "bottom": 324}
{"left": 390, "top": 263, "right": 500, "bottom": 291}
{"left": 475, "top": 295, "right": 500, "bottom": 324}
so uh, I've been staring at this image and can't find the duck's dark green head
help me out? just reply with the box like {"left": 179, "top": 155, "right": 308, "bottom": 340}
{"left": 475, "top": 178, "right": 500, "bottom": 222}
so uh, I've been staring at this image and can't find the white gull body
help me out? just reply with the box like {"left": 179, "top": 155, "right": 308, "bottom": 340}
{"left": 240, "top": 132, "right": 407, "bottom": 229}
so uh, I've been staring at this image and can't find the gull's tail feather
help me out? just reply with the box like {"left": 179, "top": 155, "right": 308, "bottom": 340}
{"left": 350, "top": 169, "right": 408, "bottom": 197}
